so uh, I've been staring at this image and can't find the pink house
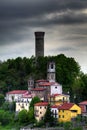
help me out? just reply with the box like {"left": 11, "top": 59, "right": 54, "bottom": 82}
{"left": 79, "top": 101, "right": 87, "bottom": 116}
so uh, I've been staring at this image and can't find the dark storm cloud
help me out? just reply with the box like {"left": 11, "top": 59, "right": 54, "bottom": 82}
{"left": 0, "top": 0, "right": 87, "bottom": 45}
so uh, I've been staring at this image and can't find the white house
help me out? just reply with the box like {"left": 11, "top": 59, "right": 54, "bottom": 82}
{"left": 6, "top": 90, "right": 28, "bottom": 102}
{"left": 51, "top": 105, "right": 59, "bottom": 119}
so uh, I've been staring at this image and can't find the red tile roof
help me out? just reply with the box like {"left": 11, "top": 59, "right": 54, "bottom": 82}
{"left": 34, "top": 102, "right": 48, "bottom": 106}
{"left": 58, "top": 103, "right": 74, "bottom": 110}
{"left": 50, "top": 93, "right": 69, "bottom": 98}
{"left": 23, "top": 94, "right": 32, "bottom": 98}
{"left": 36, "top": 79, "right": 48, "bottom": 83}
{"left": 31, "top": 88, "right": 46, "bottom": 91}
{"left": 7, "top": 90, "right": 28, "bottom": 94}
{"left": 79, "top": 101, "right": 87, "bottom": 105}
{"left": 39, "top": 82, "right": 51, "bottom": 86}
{"left": 51, "top": 105, "right": 60, "bottom": 108}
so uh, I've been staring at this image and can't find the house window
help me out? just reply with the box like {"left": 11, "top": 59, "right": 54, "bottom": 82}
{"left": 59, "top": 115, "right": 61, "bottom": 118}
{"left": 40, "top": 112, "right": 42, "bottom": 114}
{"left": 55, "top": 86, "right": 57, "bottom": 89}
{"left": 62, "top": 110, "right": 64, "bottom": 112}
{"left": 62, "top": 115, "right": 64, "bottom": 118}
{"left": 40, "top": 107, "right": 42, "bottom": 109}
{"left": 21, "top": 104, "right": 24, "bottom": 108}
{"left": 44, "top": 106, "right": 46, "bottom": 109}
{"left": 86, "top": 105, "right": 87, "bottom": 112}
{"left": 55, "top": 110, "right": 57, "bottom": 114}
{"left": 52, "top": 110, "right": 54, "bottom": 113}
{"left": 63, "top": 97, "right": 65, "bottom": 101}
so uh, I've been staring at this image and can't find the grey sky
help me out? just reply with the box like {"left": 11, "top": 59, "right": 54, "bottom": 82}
{"left": 0, "top": 0, "right": 87, "bottom": 73}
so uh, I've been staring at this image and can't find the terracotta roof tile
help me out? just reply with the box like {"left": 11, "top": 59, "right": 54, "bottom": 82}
{"left": 7, "top": 90, "right": 28, "bottom": 94}
{"left": 39, "top": 82, "right": 51, "bottom": 86}
{"left": 36, "top": 79, "right": 48, "bottom": 83}
{"left": 34, "top": 102, "right": 48, "bottom": 106}
{"left": 50, "top": 94, "right": 61, "bottom": 97}
{"left": 51, "top": 105, "right": 60, "bottom": 108}
{"left": 79, "top": 101, "right": 87, "bottom": 105}
{"left": 23, "top": 94, "right": 32, "bottom": 98}
{"left": 58, "top": 103, "right": 74, "bottom": 110}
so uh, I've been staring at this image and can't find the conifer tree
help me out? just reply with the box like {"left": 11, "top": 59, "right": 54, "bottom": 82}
{"left": 44, "top": 104, "right": 54, "bottom": 126}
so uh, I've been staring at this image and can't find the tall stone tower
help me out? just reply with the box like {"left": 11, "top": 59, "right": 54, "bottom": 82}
{"left": 34, "top": 31, "right": 45, "bottom": 58}
{"left": 47, "top": 61, "right": 56, "bottom": 82}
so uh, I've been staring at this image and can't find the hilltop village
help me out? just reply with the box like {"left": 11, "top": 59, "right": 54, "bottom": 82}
{"left": 0, "top": 32, "right": 87, "bottom": 129}
{"left": 5, "top": 61, "right": 87, "bottom": 123}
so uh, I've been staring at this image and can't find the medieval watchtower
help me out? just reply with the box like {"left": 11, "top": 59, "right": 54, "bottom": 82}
{"left": 34, "top": 31, "right": 45, "bottom": 58}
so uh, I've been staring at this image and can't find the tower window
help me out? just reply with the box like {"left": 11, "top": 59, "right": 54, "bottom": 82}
{"left": 51, "top": 64, "right": 53, "bottom": 69}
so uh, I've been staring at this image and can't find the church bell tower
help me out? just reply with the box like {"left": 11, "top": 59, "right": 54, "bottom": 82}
{"left": 47, "top": 61, "right": 56, "bottom": 82}
{"left": 28, "top": 77, "right": 34, "bottom": 93}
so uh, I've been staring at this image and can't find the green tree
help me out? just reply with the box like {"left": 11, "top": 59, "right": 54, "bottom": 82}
{"left": 0, "top": 110, "right": 13, "bottom": 125}
{"left": 80, "top": 73, "right": 87, "bottom": 101}
{"left": 2, "top": 102, "right": 10, "bottom": 111}
{"left": 28, "top": 107, "right": 35, "bottom": 123}
{"left": 44, "top": 104, "right": 54, "bottom": 126}
{"left": 1, "top": 101, "right": 15, "bottom": 112}
{"left": 29, "top": 96, "right": 41, "bottom": 108}
{"left": 0, "top": 94, "right": 4, "bottom": 107}
{"left": 28, "top": 96, "right": 41, "bottom": 123}
{"left": 0, "top": 54, "right": 81, "bottom": 100}
{"left": 64, "top": 122, "right": 72, "bottom": 130}
{"left": 18, "top": 109, "right": 29, "bottom": 124}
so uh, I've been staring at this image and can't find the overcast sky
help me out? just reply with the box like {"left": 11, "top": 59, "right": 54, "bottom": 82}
{"left": 0, "top": 0, "right": 87, "bottom": 73}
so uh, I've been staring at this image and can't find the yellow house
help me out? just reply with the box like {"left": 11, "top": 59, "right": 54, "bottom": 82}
{"left": 58, "top": 103, "right": 81, "bottom": 122}
{"left": 16, "top": 94, "right": 32, "bottom": 112}
{"left": 34, "top": 102, "right": 48, "bottom": 122}
{"left": 49, "top": 94, "right": 70, "bottom": 106}
{"left": 16, "top": 102, "right": 30, "bottom": 112}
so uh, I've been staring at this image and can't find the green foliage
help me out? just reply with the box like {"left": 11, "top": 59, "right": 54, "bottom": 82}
{"left": 18, "top": 109, "right": 29, "bottom": 124}
{"left": 0, "top": 110, "right": 14, "bottom": 125}
{"left": 35, "top": 120, "right": 45, "bottom": 127}
{"left": 28, "top": 96, "right": 40, "bottom": 123}
{"left": 44, "top": 104, "right": 55, "bottom": 126}
{"left": 64, "top": 122, "right": 72, "bottom": 130}
{"left": 72, "top": 72, "right": 87, "bottom": 102}
{"left": 0, "top": 94, "right": 4, "bottom": 107}
{"left": 0, "top": 54, "right": 84, "bottom": 101}
{"left": 29, "top": 96, "right": 41, "bottom": 108}
{"left": 28, "top": 107, "right": 35, "bottom": 123}
{"left": 2, "top": 101, "right": 15, "bottom": 112}
{"left": 2, "top": 102, "right": 10, "bottom": 111}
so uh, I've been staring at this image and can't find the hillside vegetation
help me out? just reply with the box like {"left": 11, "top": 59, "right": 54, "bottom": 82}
{"left": 0, "top": 54, "right": 87, "bottom": 102}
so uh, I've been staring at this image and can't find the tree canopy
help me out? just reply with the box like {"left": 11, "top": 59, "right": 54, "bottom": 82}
{"left": 0, "top": 54, "right": 86, "bottom": 102}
